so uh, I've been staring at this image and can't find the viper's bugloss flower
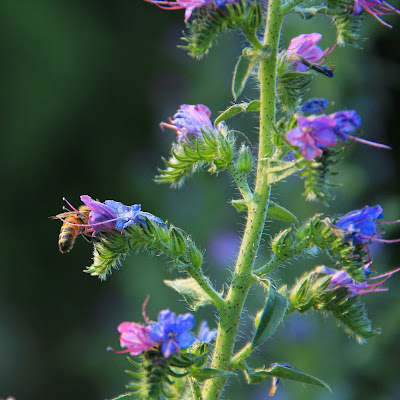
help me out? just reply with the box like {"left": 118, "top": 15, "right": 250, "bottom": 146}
{"left": 113, "top": 322, "right": 156, "bottom": 356}
{"left": 301, "top": 98, "right": 329, "bottom": 114}
{"left": 145, "top": 0, "right": 238, "bottom": 20}
{"left": 335, "top": 205, "right": 384, "bottom": 244}
{"left": 58, "top": 195, "right": 166, "bottom": 236}
{"left": 269, "top": 363, "right": 300, "bottom": 396}
{"left": 315, "top": 265, "right": 400, "bottom": 296}
{"left": 160, "top": 104, "right": 214, "bottom": 141}
{"left": 149, "top": 309, "right": 196, "bottom": 358}
{"left": 329, "top": 111, "right": 391, "bottom": 150}
{"left": 287, "top": 33, "right": 335, "bottom": 73}
{"left": 196, "top": 321, "right": 217, "bottom": 343}
{"left": 353, "top": 0, "right": 400, "bottom": 27}
{"left": 285, "top": 115, "right": 337, "bottom": 160}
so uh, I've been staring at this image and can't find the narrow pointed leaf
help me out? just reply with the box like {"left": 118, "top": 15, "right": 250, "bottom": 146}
{"left": 190, "top": 368, "right": 236, "bottom": 382}
{"left": 164, "top": 277, "right": 213, "bottom": 310}
{"left": 232, "top": 54, "right": 255, "bottom": 101}
{"left": 231, "top": 199, "right": 248, "bottom": 212}
{"left": 252, "top": 287, "right": 288, "bottom": 348}
{"left": 214, "top": 100, "right": 260, "bottom": 126}
{"left": 268, "top": 201, "right": 298, "bottom": 221}
{"left": 265, "top": 364, "right": 331, "bottom": 391}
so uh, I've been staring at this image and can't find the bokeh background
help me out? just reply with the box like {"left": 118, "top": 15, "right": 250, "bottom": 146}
{"left": 1, "top": 0, "right": 400, "bottom": 399}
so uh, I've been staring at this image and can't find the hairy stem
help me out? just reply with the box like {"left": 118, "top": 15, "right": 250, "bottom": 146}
{"left": 201, "top": 0, "right": 283, "bottom": 398}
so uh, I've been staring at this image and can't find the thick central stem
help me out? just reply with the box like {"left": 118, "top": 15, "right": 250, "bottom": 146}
{"left": 202, "top": 1, "right": 283, "bottom": 399}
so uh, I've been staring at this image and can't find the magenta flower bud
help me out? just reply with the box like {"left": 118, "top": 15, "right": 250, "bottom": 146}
{"left": 353, "top": 0, "right": 400, "bottom": 27}
{"left": 115, "top": 322, "right": 156, "bottom": 356}
{"left": 285, "top": 115, "right": 337, "bottom": 160}
{"left": 287, "top": 33, "right": 335, "bottom": 73}
{"left": 160, "top": 104, "right": 215, "bottom": 141}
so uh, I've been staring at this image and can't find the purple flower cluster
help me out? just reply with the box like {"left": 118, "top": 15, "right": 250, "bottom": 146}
{"left": 353, "top": 0, "right": 399, "bottom": 27}
{"left": 286, "top": 100, "right": 390, "bottom": 160}
{"left": 60, "top": 195, "right": 165, "bottom": 236}
{"left": 145, "top": 0, "right": 237, "bottom": 20}
{"left": 113, "top": 308, "right": 216, "bottom": 358}
{"left": 160, "top": 104, "right": 215, "bottom": 142}
{"left": 315, "top": 265, "right": 400, "bottom": 297}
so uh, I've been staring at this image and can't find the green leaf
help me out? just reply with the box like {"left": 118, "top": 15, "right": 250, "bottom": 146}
{"left": 190, "top": 368, "right": 236, "bottom": 382}
{"left": 232, "top": 46, "right": 271, "bottom": 100}
{"left": 265, "top": 364, "right": 331, "bottom": 391}
{"left": 164, "top": 277, "right": 213, "bottom": 310}
{"left": 231, "top": 199, "right": 248, "bottom": 212}
{"left": 214, "top": 100, "right": 260, "bottom": 125}
{"left": 252, "top": 287, "right": 288, "bottom": 347}
{"left": 265, "top": 160, "right": 298, "bottom": 185}
{"left": 268, "top": 201, "right": 298, "bottom": 222}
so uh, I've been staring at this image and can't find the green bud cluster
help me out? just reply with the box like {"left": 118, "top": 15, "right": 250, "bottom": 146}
{"left": 296, "top": 214, "right": 368, "bottom": 280}
{"left": 181, "top": 0, "right": 262, "bottom": 58}
{"left": 236, "top": 144, "right": 254, "bottom": 175}
{"left": 327, "top": 0, "right": 363, "bottom": 46}
{"left": 276, "top": 53, "right": 313, "bottom": 114}
{"left": 155, "top": 126, "right": 236, "bottom": 187}
{"left": 295, "top": 147, "right": 344, "bottom": 203}
{"left": 280, "top": 271, "right": 379, "bottom": 342}
{"left": 86, "top": 218, "right": 203, "bottom": 280}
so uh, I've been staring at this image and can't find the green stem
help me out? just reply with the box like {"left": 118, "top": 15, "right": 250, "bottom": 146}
{"left": 187, "top": 266, "right": 226, "bottom": 310}
{"left": 244, "top": 30, "right": 263, "bottom": 49}
{"left": 254, "top": 239, "right": 311, "bottom": 276}
{"left": 201, "top": 0, "right": 283, "bottom": 398}
{"left": 228, "top": 161, "right": 253, "bottom": 203}
{"left": 231, "top": 342, "right": 253, "bottom": 367}
{"left": 281, "top": 0, "right": 306, "bottom": 15}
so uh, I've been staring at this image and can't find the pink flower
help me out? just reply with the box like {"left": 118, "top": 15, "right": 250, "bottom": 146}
{"left": 287, "top": 33, "right": 335, "bottom": 73}
{"left": 116, "top": 322, "right": 156, "bottom": 356}
{"left": 145, "top": 0, "right": 213, "bottom": 20}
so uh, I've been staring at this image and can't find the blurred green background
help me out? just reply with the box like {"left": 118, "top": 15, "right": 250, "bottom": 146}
{"left": 1, "top": 0, "right": 400, "bottom": 399}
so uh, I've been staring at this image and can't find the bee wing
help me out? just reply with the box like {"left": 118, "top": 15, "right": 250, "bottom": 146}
{"left": 50, "top": 211, "right": 81, "bottom": 220}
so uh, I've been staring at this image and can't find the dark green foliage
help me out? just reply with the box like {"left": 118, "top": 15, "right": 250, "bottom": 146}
{"left": 295, "top": 148, "right": 343, "bottom": 203}
{"left": 155, "top": 126, "right": 236, "bottom": 187}
{"left": 86, "top": 218, "right": 202, "bottom": 279}
{"left": 181, "top": 0, "right": 262, "bottom": 57}
{"left": 277, "top": 53, "right": 314, "bottom": 114}
{"left": 281, "top": 271, "right": 380, "bottom": 342}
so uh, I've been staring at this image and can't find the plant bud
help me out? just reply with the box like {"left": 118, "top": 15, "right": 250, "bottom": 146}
{"left": 169, "top": 227, "right": 188, "bottom": 256}
{"left": 188, "top": 240, "right": 203, "bottom": 269}
{"left": 237, "top": 144, "right": 253, "bottom": 175}
{"left": 272, "top": 228, "right": 293, "bottom": 257}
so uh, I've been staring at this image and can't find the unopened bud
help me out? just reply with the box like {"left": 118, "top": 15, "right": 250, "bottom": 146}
{"left": 169, "top": 227, "right": 187, "bottom": 256}
{"left": 188, "top": 241, "right": 203, "bottom": 269}
{"left": 272, "top": 228, "right": 293, "bottom": 257}
{"left": 237, "top": 144, "right": 253, "bottom": 175}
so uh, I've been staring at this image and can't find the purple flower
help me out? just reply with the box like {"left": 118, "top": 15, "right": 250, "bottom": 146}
{"left": 335, "top": 205, "right": 384, "bottom": 244}
{"left": 80, "top": 195, "right": 165, "bottom": 235}
{"left": 329, "top": 110, "right": 391, "bottom": 150}
{"left": 160, "top": 104, "right": 214, "bottom": 141}
{"left": 196, "top": 321, "right": 217, "bottom": 343}
{"left": 353, "top": 0, "right": 399, "bottom": 27}
{"left": 149, "top": 309, "right": 195, "bottom": 358}
{"left": 285, "top": 115, "right": 337, "bottom": 160}
{"left": 300, "top": 98, "right": 329, "bottom": 114}
{"left": 145, "top": 0, "right": 237, "bottom": 20}
{"left": 81, "top": 195, "right": 118, "bottom": 235}
{"left": 287, "top": 33, "right": 335, "bottom": 73}
{"left": 315, "top": 265, "right": 400, "bottom": 296}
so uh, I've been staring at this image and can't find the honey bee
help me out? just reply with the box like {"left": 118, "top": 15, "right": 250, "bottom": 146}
{"left": 53, "top": 204, "right": 91, "bottom": 253}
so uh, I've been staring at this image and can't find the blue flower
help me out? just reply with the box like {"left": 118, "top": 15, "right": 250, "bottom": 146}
{"left": 335, "top": 205, "right": 384, "bottom": 244}
{"left": 196, "top": 321, "right": 217, "bottom": 343}
{"left": 149, "top": 309, "right": 196, "bottom": 358}
{"left": 329, "top": 110, "right": 361, "bottom": 140}
{"left": 300, "top": 98, "right": 329, "bottom": 114}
